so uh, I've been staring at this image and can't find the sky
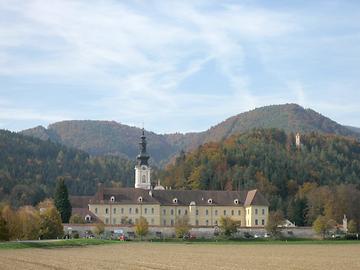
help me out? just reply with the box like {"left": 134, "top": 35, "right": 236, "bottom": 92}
{"left": 0, "top": 0, "right": 359, "bottom": 134}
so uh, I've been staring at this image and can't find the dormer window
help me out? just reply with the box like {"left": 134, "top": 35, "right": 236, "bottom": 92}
{"left": 207, "top": 198, "right": 213, "bottom": 204}
{"left": 234, "top": 199, "right": 239, "bottom": 205}
{"left": 85, "top": 215, "right": 91, "bottom": 223}
{"left": 138, "top": 196, "right": 143, "bottom": 203}
{"left": 172, "top": 198, "right": 178, "bottom": 204}
{"left": 190, "top": 201, "right": 196, "bottom": 206}
{"left": 110, "top": 196, "right": 115, "bottom": 203}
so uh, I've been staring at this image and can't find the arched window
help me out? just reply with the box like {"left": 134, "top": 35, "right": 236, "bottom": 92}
{"left": 105, "top": 208, "right": 109, "bottom": 214}
{"left": 233, "top": 199, "right": 239, "bottom": 205}
{"left": 142, "top": 175, "right": 146, "bottom": 183}
{"left": 172, "top": 198, "right": 178, "bottom": 204}
{"left": 110, "top": 196, "right": 115, "bottom": 203}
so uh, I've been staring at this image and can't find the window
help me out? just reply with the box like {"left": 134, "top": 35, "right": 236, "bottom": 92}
{"left": 206, "top": 209, "right": 209, "bottom": 216}
{"left": 105, "top": 208, "right": 109, "bottom": 214}
{"left": 184, "top": 209, "right": 188, "bottom": 215}
{"left": 262, "top": 219, "right": 265, "bottom": 225}
{"left": 135, "top": 218, "right": 138, "bottom": 224}
{"left": 215, "top": 210, "right": 218, "bottom": 216}
{"left": 231, "top": 210, "right": 234, "bottom": 216}
{"left": 255, "top": 219, "right": 258, "bottom": 225}
{"left": 206, "top": 220, "right": 209, "bottom": 226}
{"left": 110, "top": 196, "right": 115, "bottom": 202}
{"left": 238, "top": 210, "right": 241, "bottom": 215}
{"left": 239, "top": 221, "right": 241, "bottom": 226}
{"left": 138, "top": 196, "right": 143, "bottom": 203}
{"left": 163, "top": 220, "right": 166, "bottom": 226}
{"left": 151, "top": 218, "right": 154, "bottom": 225}
{"left": 255, "top": 208, "right": 258, "bottom": 215}
{"left": 172, "top": 198, "right": 178, "bottom": 204}
{"left": 171, "top": 219, "right": 174, "bottom": 226}
{"left": 129, "top": 218, "right": 132, "bottom": 224}
{"left": 196, "top": 220, "right": 199, "bottom": 226}
{"left": 135, "top": 208, "right": 139, "bottom": 214}
{"left": 113, "top": 208, "right": 116, "bottom": 214}
{"left": 196, "top": 209, "right": 199, "bottom": 215}
{"left": 113, "top": 218, "right": 116, "bottom": 224}
{"left": 129, "top": 208, "right": 132, "bottom": 214}
{"left": 151, "top": 208, "right": 154, "bottom": 214}
{"left": 95, "top": 208, "right": 98, "bottom": 214}
{"left": 178, "top": 209, "right": 181, "bottom": 215}
{"left": 223, "top": 210, "right": 226, "bottom": 216}
{"left": 105, "top": 218, "right": 109, "bottom": 224}
{"left": 215, "top": 220, "right": 218, "bottom": 225}
{"left": 142, "top": 175, "right": 146, "bottom": 183}
{"left": 144, "top": 208, "right": 148, "bottom": 214}
{"left": 121, "top": 208, "right": 124, "bottom": 214}
{"left": 170, "top": 209, "right": 174, "bottom": 215}
{"left": 163, "top": 209, "right": 166, "bottom": 215}
{"left": 262, "top": 209, "right": 265, "bottom": 215}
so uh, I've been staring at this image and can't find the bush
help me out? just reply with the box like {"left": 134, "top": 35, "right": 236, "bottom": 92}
{"left": 175, "top": 216, "right": 190, "bottom": 238}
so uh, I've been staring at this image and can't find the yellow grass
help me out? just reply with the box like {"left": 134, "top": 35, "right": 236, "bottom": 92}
{"left": 0, "top": 242, "right": 359, "bottom": 270}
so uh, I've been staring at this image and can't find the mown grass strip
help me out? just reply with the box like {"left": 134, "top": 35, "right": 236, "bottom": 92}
{"left": 0, "top": 239, "right": 120, "bottom": 250}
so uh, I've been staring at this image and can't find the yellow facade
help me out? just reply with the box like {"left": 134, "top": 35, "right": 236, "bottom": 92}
{"left": 245, "top": 206, "right": 268, "bottom": 227}
{"left": 89, "top": 203, "right": 267, "bottom": 227}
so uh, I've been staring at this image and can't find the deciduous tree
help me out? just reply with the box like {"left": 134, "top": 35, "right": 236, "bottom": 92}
{"left": 135, "top": 217, "right": 149, "bottom": 240}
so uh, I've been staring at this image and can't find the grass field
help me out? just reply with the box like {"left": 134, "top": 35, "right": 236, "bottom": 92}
{"left": 1, "top": 241, "right": 360, "bottom": 270}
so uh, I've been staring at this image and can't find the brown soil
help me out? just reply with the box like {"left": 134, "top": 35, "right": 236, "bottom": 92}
{"left": 0, "top": 243, "right": 359, "bottom": 270}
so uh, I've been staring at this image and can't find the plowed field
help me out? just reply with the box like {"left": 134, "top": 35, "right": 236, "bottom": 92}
{"left": 1, "top": 242, "right": 359, "bottom": 270}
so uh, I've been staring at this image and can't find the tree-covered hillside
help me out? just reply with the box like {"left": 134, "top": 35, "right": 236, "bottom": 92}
{"left": 0, "top": 130, "right": 135, "bottom": 207}
{"left": 21, "top": 104, "right": 360, "bottom": 166}
{"left": 21, "top": 120, "right": 177, "bottom": 166}
{"left": 160, "top": 129, "right": 360, "bottom": 226}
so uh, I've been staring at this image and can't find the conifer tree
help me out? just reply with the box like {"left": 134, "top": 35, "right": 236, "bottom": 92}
{"left": 0, "top": 215, "right": 9, "bottom": 241}
{"left": 54, "top": 178, "right": 72, "bottom": 223}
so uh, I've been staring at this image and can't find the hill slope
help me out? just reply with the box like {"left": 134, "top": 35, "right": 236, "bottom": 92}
{"left": 160, "top": 129, "right": 360, "bottom": 226}
{"left": 21, "top": 121, "right": 176, "bottom": 165}
{"left": 21, "top": 104, "right": 360, "bottom": 164}
{"left": 166, "top": 104, "right": 360, "bottom": 150}
{"left": 0, "top": 130, "right": 135, "bottom": 207}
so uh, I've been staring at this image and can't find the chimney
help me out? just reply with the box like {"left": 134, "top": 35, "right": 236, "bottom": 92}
{"left": 98, "top": 183, "right": 104, "bottom": 202}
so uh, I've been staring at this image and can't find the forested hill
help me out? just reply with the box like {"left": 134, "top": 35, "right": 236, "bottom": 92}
{"left": 21, "top": 104, "right": 360, "bottom": 165}
{"left": 166, "top": 104, "right": 360, "bottom": 150}
{"left": 0, "top": 130, "right": 135, "bottom": 207}
{"left": 160, "top": 129, "right": 360, "bottom": 226}
{"left": 21, "top": 121, "right": 176, "bottom": 166}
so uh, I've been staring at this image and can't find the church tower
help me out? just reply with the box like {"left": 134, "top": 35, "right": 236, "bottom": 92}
{"left": 135, "top": 129, "right": 151, "bottom": 189}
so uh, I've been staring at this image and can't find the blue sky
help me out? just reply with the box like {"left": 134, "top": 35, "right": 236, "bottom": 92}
{"left": 0, "top": 0, "right": 359, "bottom": 133}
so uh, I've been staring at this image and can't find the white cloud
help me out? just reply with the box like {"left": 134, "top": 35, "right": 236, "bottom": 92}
{"left": 1, "top": 1, "right": 358, "bottom": 132}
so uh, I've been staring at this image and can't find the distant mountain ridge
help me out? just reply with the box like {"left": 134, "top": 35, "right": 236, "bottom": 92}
{"left": 20, "top": 104, "right": 360, "bottom": 165}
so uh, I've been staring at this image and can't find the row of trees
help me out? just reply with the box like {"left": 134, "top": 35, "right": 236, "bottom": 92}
{"left": 0, "top": 200, "right": 63, "bottom": 241}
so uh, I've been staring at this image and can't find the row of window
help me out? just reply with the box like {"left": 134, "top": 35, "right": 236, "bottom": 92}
{"left": 162, "top": 219, "right": 243, "bottom": 227}
{"left": 95, "top": 207, "right": 155, "bottom": 215}
{"left": 96, "top": 207, "right": 246, "bottom": 216}
{"left": 246, "top": 208, "right": 266, "bottom": 215}
{"left": 246, "top": 219, "right": 266, "bottom": 226}
{"left": 104, "top": 217, "right": 155, "bottom": 225}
